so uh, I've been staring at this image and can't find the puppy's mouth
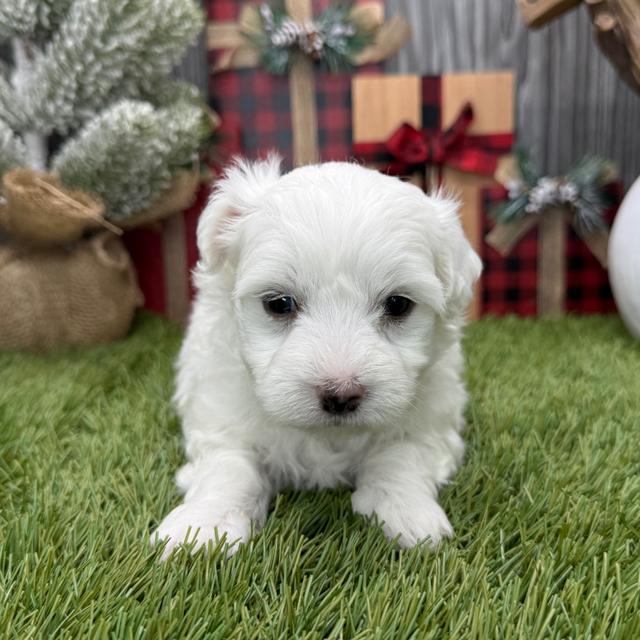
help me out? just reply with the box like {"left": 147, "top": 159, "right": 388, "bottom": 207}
{"left": 260, "top": 383, "right": 404, "bottom": 430}
{"left": 322, "top": 410, "right": 366, "bottom": 428}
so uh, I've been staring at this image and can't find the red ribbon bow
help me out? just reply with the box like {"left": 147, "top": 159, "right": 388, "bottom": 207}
{"left": 384, "top": 102, "right": 505, "bottom": 187}
{"left": 386, "top": 102, "right": 474, "bottom": 167}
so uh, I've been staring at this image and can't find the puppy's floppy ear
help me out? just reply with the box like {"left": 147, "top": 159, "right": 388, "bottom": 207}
{"left": 197, "top": 154, "right": 282, "bottom": 270}
{"left": 431, "top": 192, "right": 483, "bottom": 317}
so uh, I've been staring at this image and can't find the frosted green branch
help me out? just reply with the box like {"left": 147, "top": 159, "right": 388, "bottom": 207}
{"left": 0, "top": 74, "right": 22, "bottom": 132}
{"left": 0, "top": 0, "right": 74, "bottom": 42}
{"left": 115, "top": 0, "right": 204, "bottom": 98}
{"left": 0, "top": 0, "right": 37, "bottom": 42}
{"left": 13, "top": 0, "right": 203, "bottom": 135}
{"left": 138, "top": 79, "right": 202, "bottom": 110}
{"left": 53, "top": 100, "right": 206, "bottom": 219}
{"left": 0, "top": 120, "right": 27, "bottom": 176}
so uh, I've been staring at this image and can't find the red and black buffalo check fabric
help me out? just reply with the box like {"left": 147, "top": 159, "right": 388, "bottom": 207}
{"left": 208, "top": 0, "right": 373, "bottom": 169}
{"left": 481, "top": 186, "right": 618, "bottom": 316}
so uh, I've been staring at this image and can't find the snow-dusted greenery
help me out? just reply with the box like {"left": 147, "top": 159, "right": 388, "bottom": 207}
{"left": 0, "top": 119, "right": 26, "bottom": 176}
{"left": 53, "top": 100, "right": 206, "bottom": 220}
{"left": 494, "top": 152, "right": 616, "bottom": 233}
{"left": 0, "top": 0, "right": 206, "bottom": 221}
{"left": 253, "top": 2, "right": 373, "bottom": 74}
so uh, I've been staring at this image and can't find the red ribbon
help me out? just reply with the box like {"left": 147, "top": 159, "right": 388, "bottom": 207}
{"left": 384, "top": 102, "right": 505, "bottom": 185}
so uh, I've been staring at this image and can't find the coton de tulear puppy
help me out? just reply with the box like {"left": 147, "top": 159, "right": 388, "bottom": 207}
{"left": 154, "top": 158, "right": 481, "bottom": 559}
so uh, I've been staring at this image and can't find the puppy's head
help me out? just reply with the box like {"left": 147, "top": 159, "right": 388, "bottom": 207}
{"left": 197, "top": 158, "right": 481, "bottom": 429}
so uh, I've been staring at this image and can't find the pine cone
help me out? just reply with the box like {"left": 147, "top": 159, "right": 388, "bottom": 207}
{"left": 270, "top": 18, "right": 302, "bottom": 48}
{"left": 298, "top": 25, "right": 324, "bottom": 60}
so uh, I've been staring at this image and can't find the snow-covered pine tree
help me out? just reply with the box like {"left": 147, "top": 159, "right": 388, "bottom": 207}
{"left": 0, "top": 0, "right": 208, "bottom": 221}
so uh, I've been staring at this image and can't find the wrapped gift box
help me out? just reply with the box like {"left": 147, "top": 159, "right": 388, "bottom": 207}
{"left": 123, "top": 185, "right": 209, "bottom": 324}
{"left": 481, "top": 185, "right": 619, "bottom": 316}
{"left": 207, "top": 0, "right": 404, "bottom": 168}
{"left": 209, "top": 69, "right": 353, "bottom": 168}
{"left": 351, "top": 71, "right": 515, "bottom": 318}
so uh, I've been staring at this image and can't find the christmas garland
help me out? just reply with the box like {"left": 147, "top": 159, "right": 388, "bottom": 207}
{"left": 247, "top": 2, "right": 374, "bottom": 74}
{"left": 493, "top": 152, "right": 616, "bottom": 233}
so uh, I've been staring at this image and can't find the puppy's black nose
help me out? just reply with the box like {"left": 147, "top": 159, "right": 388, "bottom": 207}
{"left": 319, "top": 383, "right": 364, "bottom": 415}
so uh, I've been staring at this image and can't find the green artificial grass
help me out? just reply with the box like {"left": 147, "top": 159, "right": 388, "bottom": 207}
{"left": 1, "top": 313, "right": 639, "bottom": 639}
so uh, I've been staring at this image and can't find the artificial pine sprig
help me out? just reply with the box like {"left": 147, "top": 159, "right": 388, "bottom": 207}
{"left": 248, "top": 1, "right": 374, "bottom": 75}
{"left": 53, "top": 99, "right": 207, "bottom": 220}
{"left": 0, "top": 119, "right": 26, "bottom": 176}
{"left": 5, "top": 0, "right": 204, "bottom": 136}
{"left": 493, "top": 151, "right": 616, "bottom": 232}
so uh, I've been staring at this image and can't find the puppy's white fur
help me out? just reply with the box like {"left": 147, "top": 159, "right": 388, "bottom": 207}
{"left": 154, "top": 159, "right": 481, "bottom": 559}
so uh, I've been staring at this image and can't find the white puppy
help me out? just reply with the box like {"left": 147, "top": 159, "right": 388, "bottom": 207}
{"left": 154, "top": 158, "right": 481, "bottom": 559}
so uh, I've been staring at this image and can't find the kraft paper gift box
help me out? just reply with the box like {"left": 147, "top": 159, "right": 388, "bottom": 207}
{"left": 351, "top": 71, "right": 515, "bottom": 318}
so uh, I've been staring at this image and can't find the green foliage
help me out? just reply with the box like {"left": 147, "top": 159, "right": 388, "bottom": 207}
{"left": 0, "top": 119, "right": 26, "bottom": 176}
{"left": 250, "top": 1, "right": 373, "bottom": 75}
{"left": 493, "top": 192, "right": 528, "bottom": 224}
{"left": 8, "top": 0, "right": 203, "bottom": 136}
{"left": 514, "top": 147, "right": 543, "bottom": 186}
{"left": 0, "top": 0, "right": 37, "bottom": 41}
{"left": 0, "top": 74, "right": 22, "bottom": 132}
{"left": 492, "top": 152, "right": 615, "bottom": 232}
{"left": 311, "top": 2, "right": 373, "bottom": 73}
{"left": 566, "top": 156, "right": 617, "bottom": 232}
{"left": 141, "top": 79, "right": 203, "bottom": 110}
{"left": 1, "top": 313, "right": 640, "bottom": 638}
{"left": 0, "top": 0, "right": 74, "bottom": 42}
{"left": 53, "top": 99, "right": 206, "bottom": 219}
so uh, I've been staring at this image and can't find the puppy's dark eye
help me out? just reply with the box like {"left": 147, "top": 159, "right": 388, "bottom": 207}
{"left": 383, "top": 295, "right": 414, "bottom": 319}
{"left": 263, "top": 295, "right": 297, "bottom": 317}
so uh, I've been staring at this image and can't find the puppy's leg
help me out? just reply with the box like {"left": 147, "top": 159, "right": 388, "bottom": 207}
{"left": 153, "top": 448, "right": 271, "bottom": 560}
{"left": 351, "top": 436, "right": 462, "bottom": 549}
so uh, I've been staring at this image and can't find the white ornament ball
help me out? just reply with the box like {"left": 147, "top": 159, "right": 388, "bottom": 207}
{"left": 609, "top": 176, "right": 640, "bottom": 339}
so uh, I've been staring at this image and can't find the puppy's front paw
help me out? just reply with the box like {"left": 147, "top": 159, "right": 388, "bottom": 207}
{"left": 152, "top": 503, "right": 251, "bottom": 560}
{"left": 352, "top": 488, "right": 453, "bottom": 550}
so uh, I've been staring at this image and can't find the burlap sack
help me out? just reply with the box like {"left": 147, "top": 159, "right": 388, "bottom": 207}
{"left": 0, "top": 168, "right": 111, "bottom": 246}
{"left": 0, "top": 233, "right": 143, "bottom": 351}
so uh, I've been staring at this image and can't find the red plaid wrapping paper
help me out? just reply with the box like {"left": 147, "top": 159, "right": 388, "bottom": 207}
{"left": 123, "top": 185, "right": 209, "bottom": 322}
{"left": 481, "top": 186, "right": 618, "bottom": 316}
{"left": 208, "top": 0, "right": 376, "bottom": 169}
